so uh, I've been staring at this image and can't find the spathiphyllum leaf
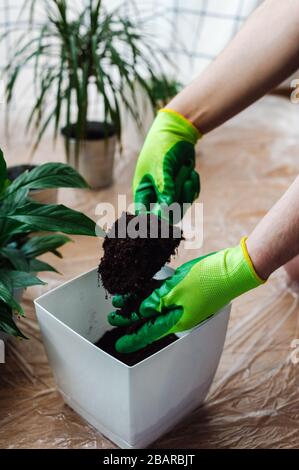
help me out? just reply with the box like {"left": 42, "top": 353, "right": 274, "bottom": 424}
{"left": 29, "top": 258, "right": 59, "bottom": 273}
{"left": 20, "top": 234, "right": 71, "bottom": 258}
{"left": 5, "top": 202, "right": 96, "bottom": 236}
{"left": 0, "top": 219, "right": 31, "bottom": 246}
{"left": 4, "top": 162, "right": 89, "bottom": 196}
{"left": 0, "top": 152, "right": 98, "bottom": 339}
{"left": 1, "top": 188, "right": 29, "bottom": 213}
{"left": 0, "top": 281, "right": 24, "bottom": 316}
{"left": 0, "top": 269, "right": 46, "bottom": 289}
{"left": 51, "top": 249, "right": 63, "bottom": 259}
{"left": 0, "top": 302, "right": 27, "bottom": 338}
{"left": 0, "top": 247, "right": 30, "bottom": 271}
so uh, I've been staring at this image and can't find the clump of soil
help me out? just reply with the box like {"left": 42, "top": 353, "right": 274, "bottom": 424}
{"left": 95, "top": 328, "right": 177, "bottom": 366}
{"left": 96, "top": 211, "right": 183, "bottom": 361}
{"left": 98, "top": 212, "right": 182, "bottom": 297}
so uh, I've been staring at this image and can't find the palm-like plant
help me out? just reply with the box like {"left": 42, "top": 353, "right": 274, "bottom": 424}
{"left": 0, "top": 148, "right": 97, "bottom": 338}
{"left": 148, "top": 77, "right": 182, "bottom": 108}
{"left": 2, "top": 0, "right": 170, "bottom": 156}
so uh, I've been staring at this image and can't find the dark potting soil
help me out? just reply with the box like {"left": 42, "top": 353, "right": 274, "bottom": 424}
{"left": 97, "top": 211, "right": 183, "bottom": 359}
{"left": 95, "top": 327, "right": 177, "bottom": 366}
{"left": 98, "top": 212, "right": 183, "bottom": 298}
{"left": 61, "top": 121, "right": 116, "bottom": 140}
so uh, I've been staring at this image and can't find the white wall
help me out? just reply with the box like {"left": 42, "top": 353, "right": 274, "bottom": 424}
{"left": 148, "top": 0, "right": 261, "bottom": 81}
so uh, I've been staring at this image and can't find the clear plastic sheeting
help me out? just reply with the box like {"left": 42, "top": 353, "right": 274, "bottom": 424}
{"left": 1, "top": 95, "right": 299, "bottom": 448}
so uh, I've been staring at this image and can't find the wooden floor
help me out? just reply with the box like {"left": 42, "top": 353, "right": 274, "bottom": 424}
{"left": 1, "top": 95, "right": 299, "bottom": 448}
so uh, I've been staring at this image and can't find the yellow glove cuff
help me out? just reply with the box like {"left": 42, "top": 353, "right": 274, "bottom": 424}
{"left": 240, "top": 236, "right": 266, "bottom": 284}
{"left": 159, "top": 108, "right": 202, "bottom": 140}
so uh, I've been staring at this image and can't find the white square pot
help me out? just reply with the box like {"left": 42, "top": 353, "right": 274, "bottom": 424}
{"left": 34, "top": 267, "right": 231, "bottom": 449}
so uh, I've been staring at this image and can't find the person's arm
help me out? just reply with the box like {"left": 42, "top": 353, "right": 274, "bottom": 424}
{"left": 110, "top": 176, "right": 299, "bottom": 352}
{"left": 133, "top": 0, "right": 299, "bottom": 213}
{"left": 247, "top": 175, "right": 299, "bottom": 279}
{"left": 169, "top": 0, "right": 299, "bottom": 133}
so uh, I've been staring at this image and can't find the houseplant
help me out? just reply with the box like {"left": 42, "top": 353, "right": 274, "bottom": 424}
{"left": 0, "top": 148, "right": 97, "bottom": 339}
{"left": 2, "top": 0, "right": 171, "bottom": 189}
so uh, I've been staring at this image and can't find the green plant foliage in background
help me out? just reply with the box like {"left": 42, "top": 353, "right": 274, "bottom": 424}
{"left": 1, "top": 0, "right": 172, "bottom": 158}
{"left": 0, "top": 148, "right": 96, "bottom": 338}
{"left": 148, "top": 77, "right": 182, "bottom": 108}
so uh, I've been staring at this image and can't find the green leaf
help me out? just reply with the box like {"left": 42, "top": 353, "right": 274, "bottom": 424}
{"left": 29, "top": 258, "right": 59, "bottom": 274}
{"left": 54, "top": 49, "right": 65, "bottom": 139}
{"left": 64, "top": 78, "right": 72, "bottom": 162}
{"left": 26, "top": 68, "right": 60, "bottom": 133}
{"left": 0, "top": 247, "right": 30, "bottom": 271}
{"left": 3, "top": 162, "right": 89, "bottom": 197}
{"left": 5, "top": 201, "right": 96, "bottom": 236}
{"left": 0, "top": 281, "right": 24, "bottom": 315}
{"left": 21, "top": 234, "right": 71, "bottom": 258}
{"left": 51, "top": 249, "right": 63, "bottom": 259}
{"left": 1, "top": 187, "right": 29, "bottom": 213}
{"left": 0, "top": 269, "right": 45, "bottom": 289}
{"left": 0, "top": 148, "right": 7, "bottom": 194}
{"left": 69, "top": 34, "right": 81, "bottom": 113}
{"left": 0, "top": 302, "right": 27, "bottom": 339}
{"left": 0, "top": 219, "right": 31, "bottom": 246}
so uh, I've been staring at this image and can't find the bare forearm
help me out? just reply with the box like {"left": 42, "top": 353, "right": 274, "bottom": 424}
{"left": 169, "top": 0, "right": 299, "bottom": 133}
{"left": 247, "top": 176, "right": 299, "bottom": 280}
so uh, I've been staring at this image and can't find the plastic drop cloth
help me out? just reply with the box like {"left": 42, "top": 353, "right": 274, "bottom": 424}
{"left": 1, "top": 95, "right": 299, "bottom": 449}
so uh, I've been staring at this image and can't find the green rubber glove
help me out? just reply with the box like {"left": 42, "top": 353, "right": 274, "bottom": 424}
{"left": 133, "top": 109, "right": 201, "bottom": 217}
{"left": 108, "top": 238, "right": 265, "bottom": 353}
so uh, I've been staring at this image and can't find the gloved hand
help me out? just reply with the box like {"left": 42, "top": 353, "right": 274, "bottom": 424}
{"left": 108, "top": 238, "right": 265, "bottom": 353}
{"left": 133, "top": 109, "right": 201, "bottom": 218}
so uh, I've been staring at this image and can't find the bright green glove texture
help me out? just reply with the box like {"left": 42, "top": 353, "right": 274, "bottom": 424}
{"left": 133, "top": 109, "right": 201, "bottom": 217}
{"left": 109, "top": 238, "right": 264, "bottom": 353}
